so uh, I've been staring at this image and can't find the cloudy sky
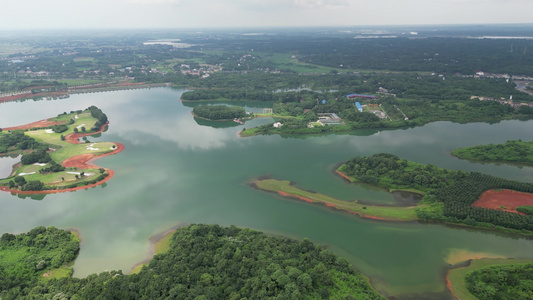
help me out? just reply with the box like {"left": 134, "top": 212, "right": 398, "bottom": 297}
{"left": 1, "top": 0, "right": 532, "bottom": 30}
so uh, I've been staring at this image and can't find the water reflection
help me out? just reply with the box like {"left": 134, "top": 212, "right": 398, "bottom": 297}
{"left": 0, "top": 155, "right": 20, "bottom": 178}
{"left": 193, "top": 117, "right": 240, "bottom": 128}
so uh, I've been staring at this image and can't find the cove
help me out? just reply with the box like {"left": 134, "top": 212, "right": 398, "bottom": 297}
{"left": 1, "top": 87, "right": 533, "bottom": 299}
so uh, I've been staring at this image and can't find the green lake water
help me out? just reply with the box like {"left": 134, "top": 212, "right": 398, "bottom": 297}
{"left": 1, "top": 87, "right": 533, "bottom": 299}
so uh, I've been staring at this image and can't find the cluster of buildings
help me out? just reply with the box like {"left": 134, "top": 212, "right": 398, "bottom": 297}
{"left": 180, "top": 64, "right": 221, "bottom": 78}
{"left": 471, "top": 96, "right": 533, "bottom": 108}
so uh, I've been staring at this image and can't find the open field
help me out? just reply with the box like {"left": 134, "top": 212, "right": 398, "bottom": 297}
{"left": 473, "top": 189, "right": 533, "bottom": 214}
{"left": 267, "top": 53, "right": 346, "bottom": 74}
{"left": 253, "top": 178, "right": 419, "bottom": 221}
{"left": 447, "top": 258, "right": 533, "bottom": 300}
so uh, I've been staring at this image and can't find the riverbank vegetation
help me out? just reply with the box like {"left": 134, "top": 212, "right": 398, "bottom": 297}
{"left": 447, "top": 258, "right": 533, "bottom": 300}
{"left": 452, "top": 139, "right": 533, "bottom": 165}
{"left": 338, "top": 153, "right": 533, "bottom": 233}
{"left": 0, "top": 226, "right": 80, "bottom": 295}
{"left": 0, "top": 224, "right": 384, "bottom": 299}
{"left": 0, "top": 107, "right": 118, "bottom": 192}
{"left": 465, "top": 261, "right": 533, "bottom": 299}
{"left": 192, "top": 104, "right": 246, "bottom": 120}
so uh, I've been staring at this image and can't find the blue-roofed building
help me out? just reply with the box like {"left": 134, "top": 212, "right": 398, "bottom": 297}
{"left": 355, "top": 102, "right": 363, "bottom": 112}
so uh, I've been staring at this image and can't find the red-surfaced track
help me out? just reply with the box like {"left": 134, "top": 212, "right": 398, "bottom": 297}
{"left": 472, "top": 189, "right": 533, "bottom": 214}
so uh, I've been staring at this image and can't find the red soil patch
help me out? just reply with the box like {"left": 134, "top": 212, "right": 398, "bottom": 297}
{"left": 335, "top": 170, "right": 353, "bottom": 182}
{"left": 278, "top": 191, "right": 313, "bottom": 203}
{"left": 472, "top": 189, "right": 533, "bottom": 214}
{"left": 2, "top": 119, "right": 66, "bottom": 131}
{"left": 62, "top": 143, "right": 124, "bottom": 169}
{"left": 276, "top": 189, "right": 388, "bottom": 221}
{"left": 445, "top": 271, "right": 458, "bottom": 300}
{"left": 360, "top": 214, "right": 387, "bottom": 221}
{"left": 64, "top": 122, "right": 109, "bottom": 144}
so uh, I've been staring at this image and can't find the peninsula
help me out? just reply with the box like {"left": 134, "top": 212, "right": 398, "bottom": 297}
{"left": 253, "top": 153, "right": 533, "bottom": 234}
{"left": 0, "top": 106, "right": 123, "bottom": 194}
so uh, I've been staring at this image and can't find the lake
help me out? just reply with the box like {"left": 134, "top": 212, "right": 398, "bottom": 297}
{"left": 1, "top": 87, "right": 533, "bottom": 299}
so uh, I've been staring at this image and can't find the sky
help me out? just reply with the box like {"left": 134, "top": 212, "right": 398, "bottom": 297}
{"left": 1, "top": 0, "right": 532, "bottom": 30}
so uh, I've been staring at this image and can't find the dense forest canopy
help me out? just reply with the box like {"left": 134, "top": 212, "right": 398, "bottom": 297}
{"left": 0, "top": 224, "right": 384, "bottom": 300}
{"left": 0, "top": 226, "right": 80, "bottom": 295}
{"left": 465, "top": 263, "right": 533, "bottom": 300}
{"left": 452, "top": 140, "right": 533, "bottom": 165}
{"left": 192, "top": 105, "right": 246, "bottom": 120}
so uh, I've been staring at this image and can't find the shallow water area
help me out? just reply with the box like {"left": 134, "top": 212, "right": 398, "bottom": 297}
{"left": 0, "top": 155, "right": 20, "bottom": 178}
{"left": 1, "top": 87, "right": 533, "bottom": 299}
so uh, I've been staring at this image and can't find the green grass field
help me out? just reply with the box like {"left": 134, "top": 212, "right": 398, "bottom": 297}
{"left": 448, "top": 258, "right": 533, "bottom": 300}
{"left": 51, "top": 142, "right": 116, "bottom": 163}
{"left": 254, "top": 179, "right": 419, "bottom": 221}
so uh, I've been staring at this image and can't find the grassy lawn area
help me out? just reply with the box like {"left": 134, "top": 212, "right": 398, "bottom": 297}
{"left": 40, "top": 267, "right": 73, "bottom": 281}
{"left": 51, "top": 142, "right": 116, "bottom": 163}
{"left": 2, "top": 167, "right": 102, "bottom": 186}
{"left": 254, "top": 179, "right": 418, "bottom": 221}
{"left": 25, "top": 130, "right": 71, "bottom": 147}
{"left": 267, "top": 53, "right": 343, "bottom": 74}
{"left": 57, "top": 79, "right": 105, "bottom": 86}
{"left": 448, "top": 258, "right": 533, "bottom": 300}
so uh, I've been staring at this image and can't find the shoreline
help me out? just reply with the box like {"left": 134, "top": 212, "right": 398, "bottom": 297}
{"left": 250, "top": 178, "right": 419, "bottom": 222}
{"left": 0, "top": 83, "right": 169, "bottom": 105}
{"left": 0, "top": 91, "right": 69, "bottom": 104}
{"left": 446, "top": 258, "right": 533, "bottom": 300}
{"left": 129, "top": 223, "right": 188, "bottom": 274}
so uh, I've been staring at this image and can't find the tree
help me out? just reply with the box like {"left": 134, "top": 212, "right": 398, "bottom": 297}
{"left": 14, "top": 176, "right": 26, "bottom": 187}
